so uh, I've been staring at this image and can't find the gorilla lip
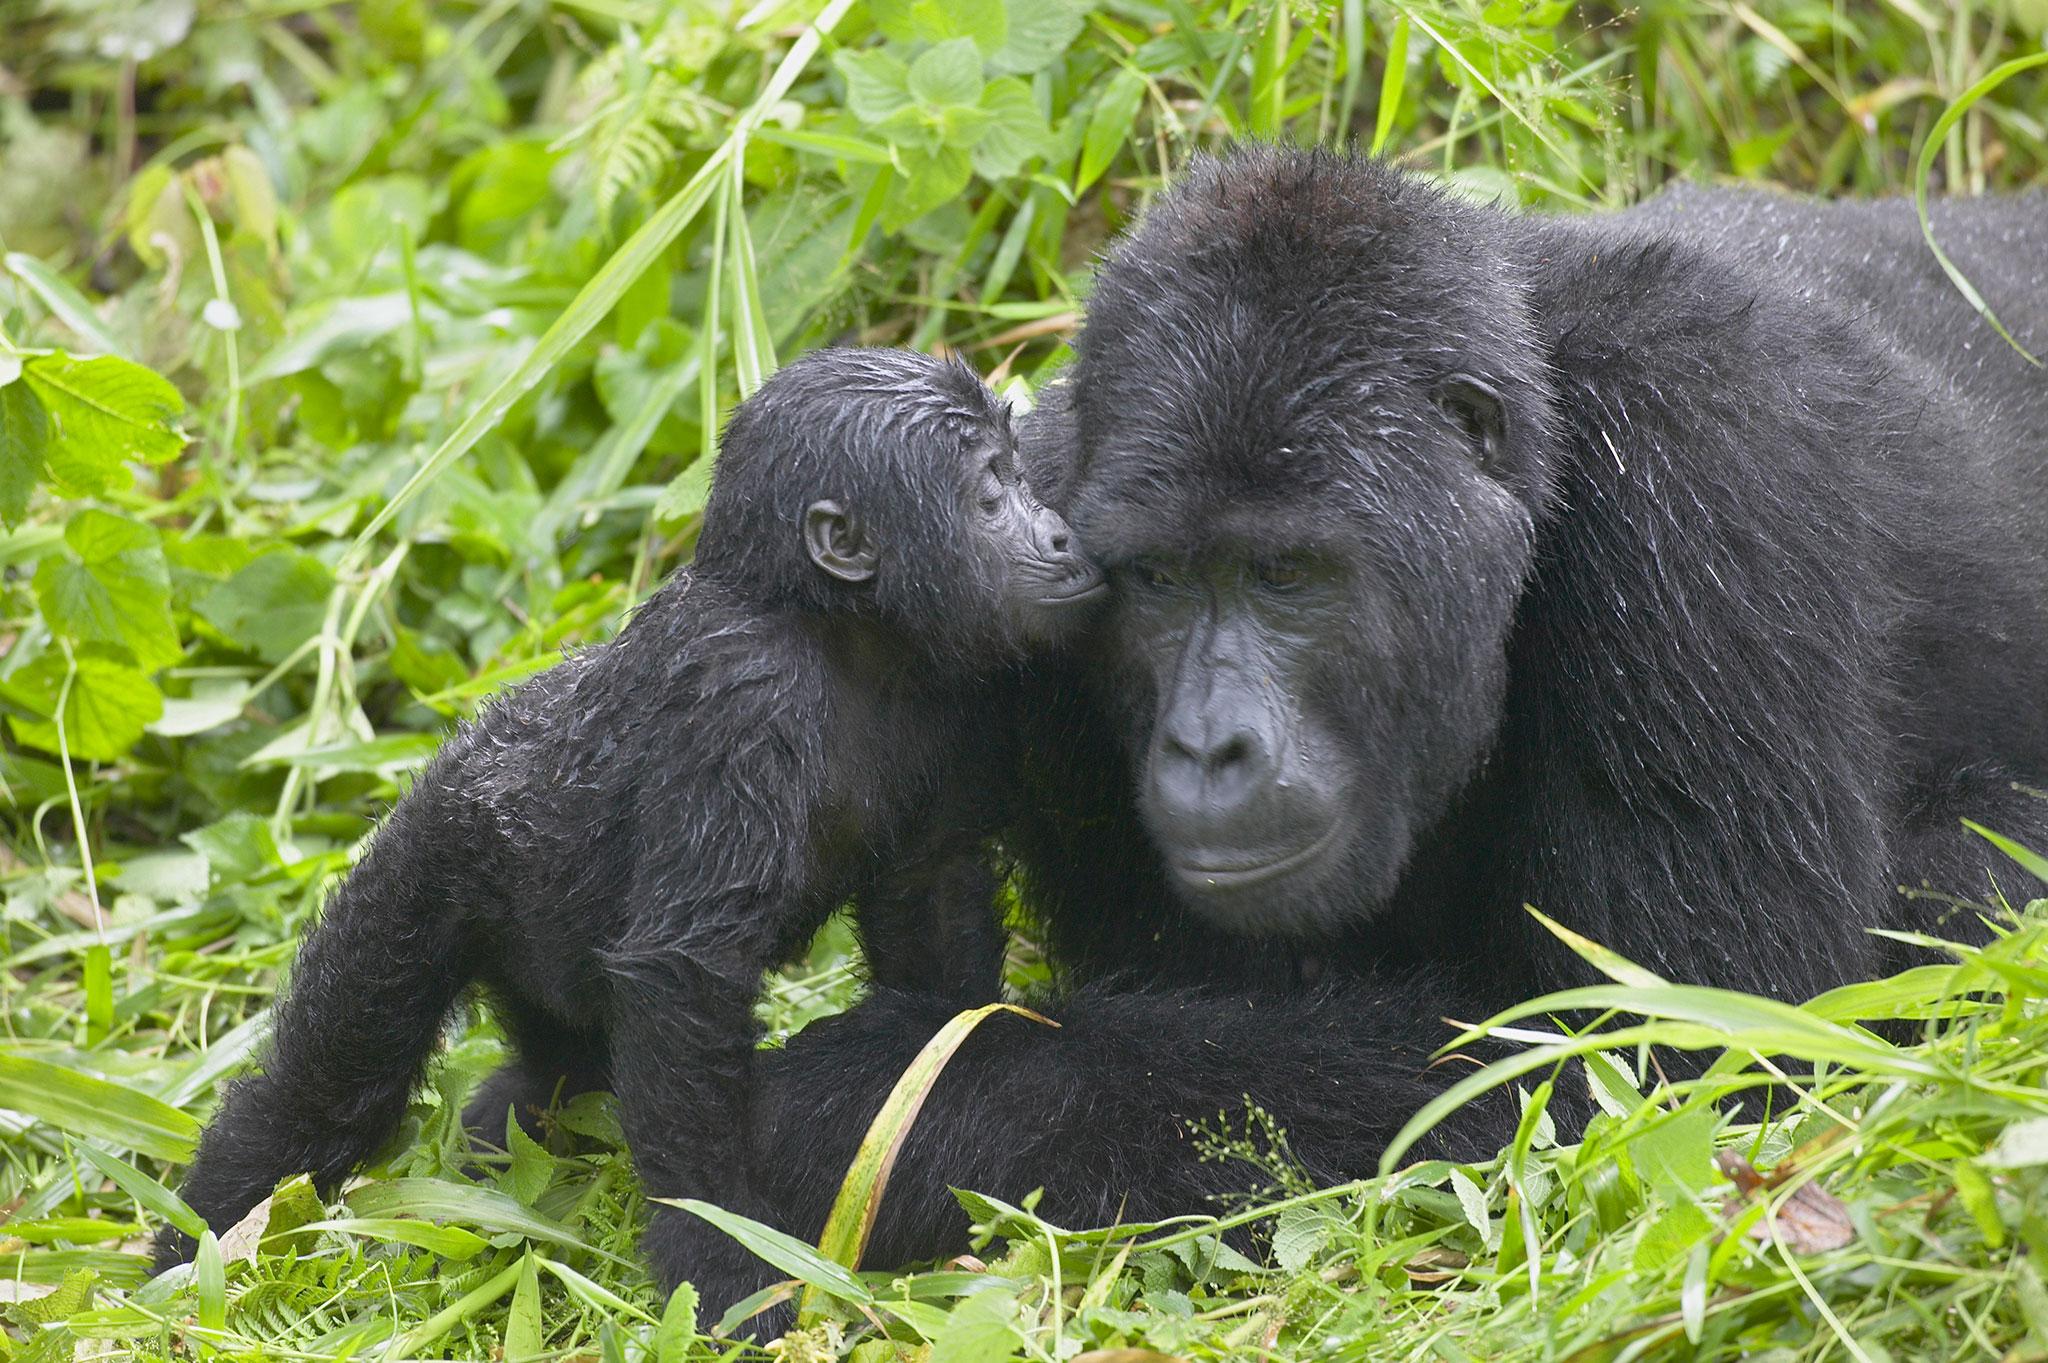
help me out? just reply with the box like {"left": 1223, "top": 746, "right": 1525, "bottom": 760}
{"left": 1169, "top": 818, "right": 1345, "bottom": 891}
{"left": 1037, "top": 573, "right": 1108, "bottom": 606}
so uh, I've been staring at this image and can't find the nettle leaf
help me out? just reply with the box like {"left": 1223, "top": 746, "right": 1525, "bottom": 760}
{"left": 33, "top": 510, "right": 181, "bottom": 671}
{"left": 884, "top": 144, "right": 974, "bottom": 230}
{"left": 20, "top": 352, "right": 187, "bottom": 496}
{"left": 2, "top": 651, "right": 164, "bottom": 762}
{"left": 0, "top": 367, "right": 52, "bottom": 528}
{"left": 909, "top": 38, "right": 986, "bottom": 110}
{"left": 972, "top": 77, "right": 1052, "bottom": 178}
{"left": 990, "top": 0, "right": 1094, "bottom": 75}
{"left": 835, "top": 48, "right": 914, "bottom": 125}
{"left": 196, "top": 547, "right": 335, "bottom": 663}
{"left": 871, "top": 0, "right": 1007, "bottom": 55}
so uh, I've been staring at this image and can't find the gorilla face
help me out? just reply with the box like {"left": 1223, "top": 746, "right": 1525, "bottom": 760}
{"left": 1066, "top": 149, "right": 1560, "bottom": 937}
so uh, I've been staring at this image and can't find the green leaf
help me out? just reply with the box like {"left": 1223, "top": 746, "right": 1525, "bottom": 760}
{"left": 2, "top": 253, "right": 131, "bottom": 360}
{"left": 0, "top": 374, "right": 51, "bottom": 529}
{"left": 20, "top": 353, "right": 187, "bottom": 495}
{"left": 1964, "top": 819, "right": 2048, "bottom": 884}
{"left": 288, "top": 1217, "right": 489, "bottom": 1258}
{"left": 990, "top": 0, "right": 1093, "bottom": 75}
{"left": 344, "top": 1178, "right": 607, "bottom": 1258}
{"left": 1076, "top": 67, "right": 1146, "bottom": 193}
{"left": 505, "top": 1119, "right": 555, "bottom": 1206}
{"left": 196, "top": 547, "right": 334, "bottom": 663}
{"left": 76, "top": 1144, "right": 206, "bottom": 1235}
{"left": 1912, "top": 53, "right": 2048, "bottom": 368}
{"left": 654, "top": 1283, "right": 699, "bottom": 1363}
{"left": 972, "top": 78, "right": 1051, "bottom": 179}
{"left": 0, "top": 1056, "right": 200, "bottom": 1163}
{"left": 1631, "top": 1107, "right": 1720, "bottom": 1198}
{"left": 910, "top": 38, "right": 987, "bottom": 110}
{"left": 873, "top": 0, "right": 1007, "bottom": 54}
{"left": 504, "top": 1254, "right": 544, "bottom": 1361}
{"left": 836, "top": 48, "right": 914, "bottom": 125}
{"left": 665, "top": 1199, "right": 873, "bottom": 1304}
{"left": 929, "top": 1288, "right": 1026, "bottom": 1362}
{"left": 886, "top": 144, "right": 974, "bottom": 230}
{"left": 2, "top": 651, "right": 164, "bottom": 762}
{"left": 810, "top": 1003, "right": 1052, "bottom": 1320}
{"left": 34, "top": 510, "right": 180, "bottom": 671}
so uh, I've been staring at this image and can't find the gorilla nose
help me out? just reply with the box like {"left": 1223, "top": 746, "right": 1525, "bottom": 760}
{"left": 1033, "top": 507, "right": 1076, "bottom": 560}
{"left": 1156, "top": 719, "right": 1268, "bottom": 810}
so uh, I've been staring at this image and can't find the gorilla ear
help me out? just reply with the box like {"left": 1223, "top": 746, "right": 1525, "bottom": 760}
{"left": 803, "top": 500, "right": 878, "bottom": 583}
{"left": 1438, "top": 376, "right": 1509, "bottom": 474}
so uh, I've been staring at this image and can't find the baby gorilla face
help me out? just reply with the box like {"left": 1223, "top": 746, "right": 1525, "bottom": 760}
{"left": 963, "top": 433, "right": 1105, "bottom": 644}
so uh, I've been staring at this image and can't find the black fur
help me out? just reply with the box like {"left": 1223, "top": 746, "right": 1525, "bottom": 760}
{"left": 156, "top": 348, "right": 1103, "bottom": 1315}
{"left": 746, "top": 149, "right": 2048, "bottom": 1271}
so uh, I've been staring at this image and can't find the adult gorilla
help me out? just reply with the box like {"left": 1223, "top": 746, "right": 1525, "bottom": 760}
{"left": 748, "top": 148, "right": 2048, "bottom": 1273}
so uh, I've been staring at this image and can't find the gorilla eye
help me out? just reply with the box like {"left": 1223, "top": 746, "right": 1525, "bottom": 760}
{"left": 1133, "top": 558, "right": 1183, "bottom": 589}
{"left": 1256, "top": 557, "right": 1310, "bottom": 592}
{"left": 977, "top": 457, "right": 1004, "bottom": 510}
{"left": 1437, "top": 376, "right": 1509, "bottom": 473}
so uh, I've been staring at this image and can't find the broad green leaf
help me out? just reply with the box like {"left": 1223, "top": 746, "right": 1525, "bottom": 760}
{"left": 195, "top": 1231, "right": 225, "bottom": 1339}
{"left": 0, "top": 375, "right": 51, "bottom": 528}
{"left": 887, "top": 145, "right": 975, "bottom": 230}
{"left": 836, "top": 48, "right": 914, "bottom": 126}
{"left": 33, "top": 510, "right": 180, "bottom": 671}
{"left": 0, "top": 1057, "right": 201, "bottom": 1162}
{"left": 1076, "top": 67, "right": 1146, "bottom": 193}
{"left": 909, "top": 38, "right": 987, "bottom": 110}
{"left": 973, "top": 78, "right": 1052, "bottom": 179}
{"left": 929, "top": 1288, "right": 1027, "bottom": 1362}
{"left": 872, "top": 0, "right": 1007, "bottom": 53}
{"left": 181, "top": 812, "right": 284, "bottom": 887}
{"left": 990, "top": 0, "right": 1093, "bottom": 75}
{"left": 196, "top": 547, "right": 334, "bottom": 663}
{"left": 2, "top": 651, "right": 164, "bottom": 761}
{"left": 655, "top": 1283, "right": 700, "bottom": 1362}
{"left": 20, "top": 353, "right": 187, "bottom": 494}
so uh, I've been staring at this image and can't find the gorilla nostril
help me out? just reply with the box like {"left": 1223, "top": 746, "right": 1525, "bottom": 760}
{"left": 1049, "top": 528, "right": 1070, "bottom": 554}
{"left": 1205, "top": 731, "right": 1257, "bottom": 775}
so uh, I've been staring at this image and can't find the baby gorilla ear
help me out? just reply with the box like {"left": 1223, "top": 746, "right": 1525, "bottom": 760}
{"left": 804, "top": 500, "right": 879, "bottom": 583}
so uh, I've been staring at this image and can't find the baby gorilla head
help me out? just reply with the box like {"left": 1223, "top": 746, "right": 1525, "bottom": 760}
{"left": 695, "top": 348, "right": 1104, "bottom": 662}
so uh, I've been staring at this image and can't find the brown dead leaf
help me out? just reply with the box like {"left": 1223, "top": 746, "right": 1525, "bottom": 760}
{"left": 1716, "top": 1151, "right": 1855, "bottom": 1253}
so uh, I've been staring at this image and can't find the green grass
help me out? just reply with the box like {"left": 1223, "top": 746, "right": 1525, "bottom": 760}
{"left": 1, "top": 0, "right": 2046, "bottom": 1357}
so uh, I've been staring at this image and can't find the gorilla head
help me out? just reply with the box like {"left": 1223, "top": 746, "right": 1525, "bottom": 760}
{"left": 697, "top": 348, "right": 1104, "bottom": 665}
{"left": 1066, "top": 148, "right": 1563, "bottom": 936}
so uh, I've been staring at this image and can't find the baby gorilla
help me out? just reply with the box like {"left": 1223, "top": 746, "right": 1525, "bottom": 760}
{"left": 156, "top": 349, "right": 1103, "bottom": 1314}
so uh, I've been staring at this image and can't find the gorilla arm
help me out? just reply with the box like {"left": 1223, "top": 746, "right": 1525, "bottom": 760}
{"left": 747, "top": 979, "right": 1534, "bottom": 1266}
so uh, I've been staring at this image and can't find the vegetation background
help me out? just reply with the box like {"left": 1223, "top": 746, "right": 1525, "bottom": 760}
{"left": 1, "top": 0, "right": 2046, "bottom": 1358}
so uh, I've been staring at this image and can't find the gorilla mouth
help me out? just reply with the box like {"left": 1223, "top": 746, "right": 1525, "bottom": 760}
{"left": 1037, "top": 573, "right": 1108, "bottom": 606}
{"left": 1168, "top": 818, "right": 1345, "bottom": 892}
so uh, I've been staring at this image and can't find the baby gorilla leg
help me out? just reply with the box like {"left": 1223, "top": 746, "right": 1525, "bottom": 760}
{"left": 462, "top": 999, "right": 612, "bottom": 1143}
{"left": 157, "top": 800, "right": 476, "bottom": 1271}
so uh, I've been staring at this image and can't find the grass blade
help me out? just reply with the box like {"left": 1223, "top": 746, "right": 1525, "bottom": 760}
{"left": 1912, "top": 53, "right": 2048, "bottom": 367}
{"left": 0, "top": 1052, "right": 200, "bottom": 1161}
